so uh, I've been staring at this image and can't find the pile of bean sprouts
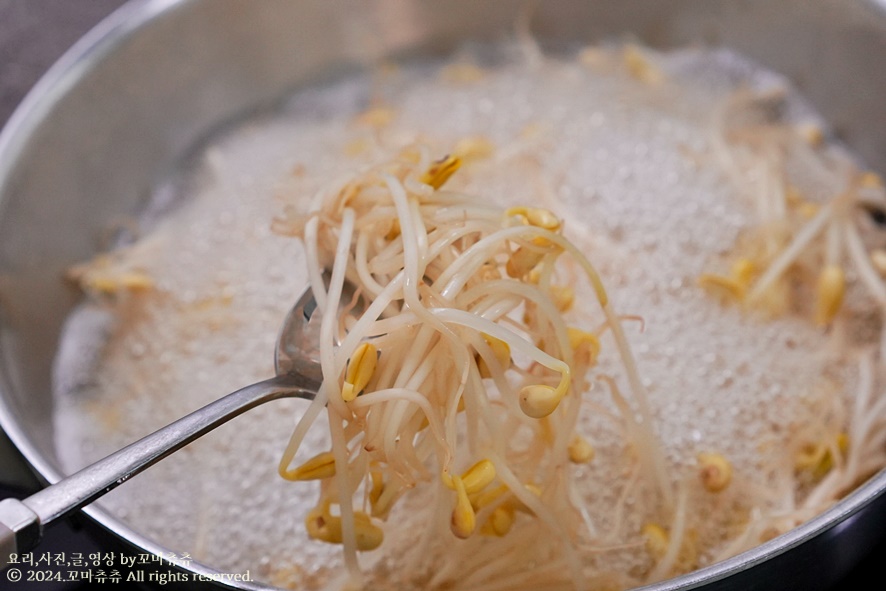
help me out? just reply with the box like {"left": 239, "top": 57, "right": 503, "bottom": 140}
{"left": 272, "top": 146, "right": 673, "bottom": 590}
{"left": 696, "top": 87, "right": 886, "bottom": 558}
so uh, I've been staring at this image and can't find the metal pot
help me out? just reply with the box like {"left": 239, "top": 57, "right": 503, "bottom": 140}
{"left": 1, "top": 0, "right": 885, "bottom": 589}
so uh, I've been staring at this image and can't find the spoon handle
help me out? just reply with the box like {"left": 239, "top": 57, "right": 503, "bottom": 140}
{"left": 0, "top": 372, "right": 318, "bottom": 563}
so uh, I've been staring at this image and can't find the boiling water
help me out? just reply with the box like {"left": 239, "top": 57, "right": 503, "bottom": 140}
{"left": 53, "top": 44, "right": 876, "bottom": 589}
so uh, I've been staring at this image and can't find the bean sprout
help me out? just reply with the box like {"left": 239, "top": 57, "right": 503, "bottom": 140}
{"left": 276, "top": 149, "right": 672, "bottom": 589}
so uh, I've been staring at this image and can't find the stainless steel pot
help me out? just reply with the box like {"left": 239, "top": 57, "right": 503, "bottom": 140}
{"left": 1, "top": 1, "right": 885, "bottom": 589}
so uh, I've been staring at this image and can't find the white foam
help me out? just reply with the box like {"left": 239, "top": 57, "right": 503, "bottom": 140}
{"left": 53, "top": 45, "right": 870, "bottom": 589}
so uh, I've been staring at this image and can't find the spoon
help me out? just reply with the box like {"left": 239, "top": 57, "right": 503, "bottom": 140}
{"left": 0, "top": 279, "right": 348, "bottom": 560}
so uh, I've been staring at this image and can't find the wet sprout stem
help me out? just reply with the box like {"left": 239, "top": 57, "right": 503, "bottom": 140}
{"left": 277, "top": 149, "right": 670, "bottom": 590}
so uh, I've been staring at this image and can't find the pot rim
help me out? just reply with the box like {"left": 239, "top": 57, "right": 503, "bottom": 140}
{"left": 1, "top": 1, "right": 885, "bottom": 589}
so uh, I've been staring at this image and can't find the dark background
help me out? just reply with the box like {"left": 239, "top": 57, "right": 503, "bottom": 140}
{"left": 0, "top": 1, "right": 882, "bottom": 589}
